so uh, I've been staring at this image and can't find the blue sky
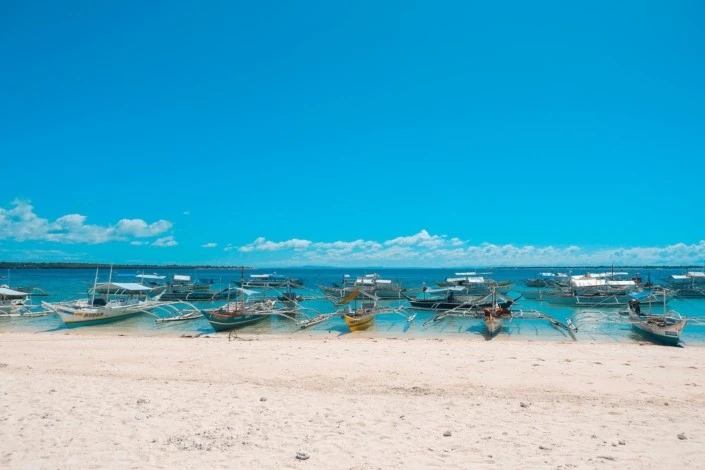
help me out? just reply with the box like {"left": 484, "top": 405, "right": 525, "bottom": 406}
{"left": 1, "top": 1, "right": 704, "bottom": 266}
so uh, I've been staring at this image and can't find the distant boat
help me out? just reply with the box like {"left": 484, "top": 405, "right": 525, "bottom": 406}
{"left": 435, "top": 274, "right": 513, "bottom": 295}
{"left": 235, "top": 273, "right": 304, "bottom": 288}
{"left": 406, "top": 287, "right": 487, "bottom": 311}
{"left": 663, "top": 272, "right": 705, "bottom": 297}
{"left": 523, "top": 272, "right": 569, "bottom": 288}
{"left": 320, "top": 274, "right": 411, "bottom": 301}
{"left": 158, "top": 274, "right": 231, "bottom": 301}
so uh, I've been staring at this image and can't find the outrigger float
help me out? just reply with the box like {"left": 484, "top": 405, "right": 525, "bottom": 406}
{"left": 570, "top": 295, "right": 705, "bottom": 347}
{"left": 421, "top": 290, "right": 578, "bottom": 340}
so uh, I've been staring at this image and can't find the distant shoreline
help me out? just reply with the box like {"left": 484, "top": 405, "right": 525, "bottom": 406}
{"left": 0, "top": 262, "right": 701, "bottom": 270}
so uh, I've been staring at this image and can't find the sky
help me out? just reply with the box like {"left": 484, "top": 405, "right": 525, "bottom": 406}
{"left": 1, "top": 1, "right": 704, "bottom": 267}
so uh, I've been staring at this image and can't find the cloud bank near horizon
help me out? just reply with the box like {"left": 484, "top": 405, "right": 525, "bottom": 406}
{"left": 2, "top": 199, "right": 704, "bottom": 266}
{"left": 0, "top": 199, "right": 175, "bottom": 246}
{"left": 235, "top": 230, "right": 705, "bottom": 267}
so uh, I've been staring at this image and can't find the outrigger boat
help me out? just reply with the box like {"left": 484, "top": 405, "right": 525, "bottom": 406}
{"left": 435, "top": 273, "right": 513, "bottom": 295}
{"left": 569, "top": 291, "right": 696, "bottom": 346}
{"left": 523, "top": 272, "right": 569, "bottom": 288}
{"left": 422, "top": 290, "right": 577, "bottom": 340}
{"left": 625, "top": 297, "right": 686, "bottom": 346}
{"left": 331, "top": 289, "right": 415, "bottom": 332}
{"left": 339, "top": 290, "right": 377, "bottom": 332}
{"left": 481, "top": 290, "right": 514, "bottom": 338}
{"left": 200, "top": 267, "right": 328, "bottom": 331}
{"left": 235, "top": 273, "right": 304, "bottom": 288}
{"left": 200, "top": 288, "right": 279, "bottom": 332}
{"left": 41, "top": 269, "right": 166, "bottom": 326}
{"left": 319, "top": 274, "right": 413, "bottom": 302}
{"left": 662, "top": 272, "right": 705, "bottom": 298}
{"left": 1, "top": 286, "right": 52, "bottom": 318}
{"left": 404, "top": 286, "right": 487, "bottom": 311}
{"left": 158, "top": 274, "right": 232, "bottom": 301}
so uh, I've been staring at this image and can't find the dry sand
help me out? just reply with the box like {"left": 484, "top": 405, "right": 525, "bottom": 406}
{"left": 1, "top": 331, "right": 703, "bottom": 469}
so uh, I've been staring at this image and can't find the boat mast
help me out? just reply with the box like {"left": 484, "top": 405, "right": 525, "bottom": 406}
{"left": 90, "top": 267, "right": 99, "bottom": 305}
{"left": 106, "top": 264, "right": 113, "bottom": 300}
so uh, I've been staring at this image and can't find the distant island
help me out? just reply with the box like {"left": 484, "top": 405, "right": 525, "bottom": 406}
{"left": 0, "top": 262, "right": 248, "bottom": 270}
{"left": 0, "top": 262, "right": 701, "bottom": 270}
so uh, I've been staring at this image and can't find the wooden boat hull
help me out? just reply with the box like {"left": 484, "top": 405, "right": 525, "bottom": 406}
{"left": 48, "top": 305, "right": 145, "bottom": 326}
{"left": 236, "top": 278, "right": 304, "bottom": 288}
{"left": 484, "top": 315, "right": 503, "bottom": 337}
{"left": 159, "top": 291, "right": 231, "bottom": 301}
{"left": 631, "top": 318, "right": 685, "bottom": 346}
{"left": 343, "top": 312, "right": 375, "bottom": 331}
{"left": 201, "top": 311, "right": 269, "bottom": 332}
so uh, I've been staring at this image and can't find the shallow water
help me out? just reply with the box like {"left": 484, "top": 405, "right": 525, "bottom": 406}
{"left": 2, "top": 267, "right": 704, "bottom": 345}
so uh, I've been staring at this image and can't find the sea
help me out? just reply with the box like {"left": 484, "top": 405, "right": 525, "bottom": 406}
{"left": 2, "top": 267, "right": 705, "bottom": 345}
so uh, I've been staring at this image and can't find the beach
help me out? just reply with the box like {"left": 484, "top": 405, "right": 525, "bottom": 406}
{"left": 1, "top": 332, "right": 703, "bottom": 469}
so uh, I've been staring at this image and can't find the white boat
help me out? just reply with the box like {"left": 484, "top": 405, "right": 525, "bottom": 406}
{"left": 42, "top": 269, "right": 163, "bottom": 326}
{"left": 663, "top": 272, "right": 705, "bottom": 297}
{"left": 523, "top": 272, "right": 569, "bottom": 288}
{"left": 236, "top": 273, "right": 304, "bottom": 288}
{"left": 626, "top": 297, "right": 686, "bottom": 346}
{"left": 435, "top": 274, "right": 513, "bottom": 295}
{"left": 0, "top": 286, "right": 33, "bottom": 316}
{"left": 320, "top": 274, "right": 410, "bottom": 300}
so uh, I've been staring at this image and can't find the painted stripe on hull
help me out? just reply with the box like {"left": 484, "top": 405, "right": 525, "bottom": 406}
{"left": 54, "top": 309, "right": 143, "bottom": 326}
{"left": 203, "top": 313, "right": 269, "bottom": 332}
{"left": 631, "top": 323, "right": 682, "bottom": 346}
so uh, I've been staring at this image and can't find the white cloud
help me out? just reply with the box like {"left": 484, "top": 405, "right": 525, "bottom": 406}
{"left": 130, "top": 241, "right": 148, "bottom": 246}
{"left": 231, "top": 231, "right": 705, "bottom": 267}
{"left": 384, "top": 230, "right": 445, "bottom": 249}
{"left": 238, "top": 236, "right": 312, "bottom": 252}
{"left": 152, "top": 236, "right": 177, "bottom": 247}
{"left": 0, "top": 199, "right": 174, "bottom": 245}
{"left": 114, "top": 219, "right": 172, "bottom": 238}
{"left": 224, "top": 243, "right": 235, "bottom": 252}
{"left": 201, "top": 242, "right": 218, "bottom": 248}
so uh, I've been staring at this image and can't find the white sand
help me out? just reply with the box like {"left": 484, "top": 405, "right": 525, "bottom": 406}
{"left": 1, "top": 332, "right": 703, "bottom": 469}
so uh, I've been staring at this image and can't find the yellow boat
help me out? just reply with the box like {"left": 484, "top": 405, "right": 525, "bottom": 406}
{"left": 339, "top": 289, "right": 377, "bottom": 331}
{"left": 342, "top": 310, "right": 376, "bottom": 331}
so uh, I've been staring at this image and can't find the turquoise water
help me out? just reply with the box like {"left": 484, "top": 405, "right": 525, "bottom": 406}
{"left": 2, "top": 267, "right": 705, "bottom": 344}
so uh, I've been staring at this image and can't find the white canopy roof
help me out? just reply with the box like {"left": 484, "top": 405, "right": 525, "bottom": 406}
{"left": 94, "top": 282, "right": 153, "bottom": 292}
{"left": 687, "top": 271, "right": 705, "bottom": 278}
{"left": 0, "top": 287, "right": 29, "bottom": 297}
{"left": 425, "top": 286, "right": 467, "bottom": 294}
{"left": 173, "top": 274, "right": 191, "bottom": 282}
{"left": 571, "top": 278, "right": 605, "bottom": 287}
{"left": 606, "top": 280, "right": 636, "bottom": 286}
{"left": 136, "top": 274, "right": 166, "bottom": 280}
{"left": 236, "top": 287, "right": 260, "bottom": 296}
{"left": 446, "top": 276, "right": 485, "bottom": 283}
